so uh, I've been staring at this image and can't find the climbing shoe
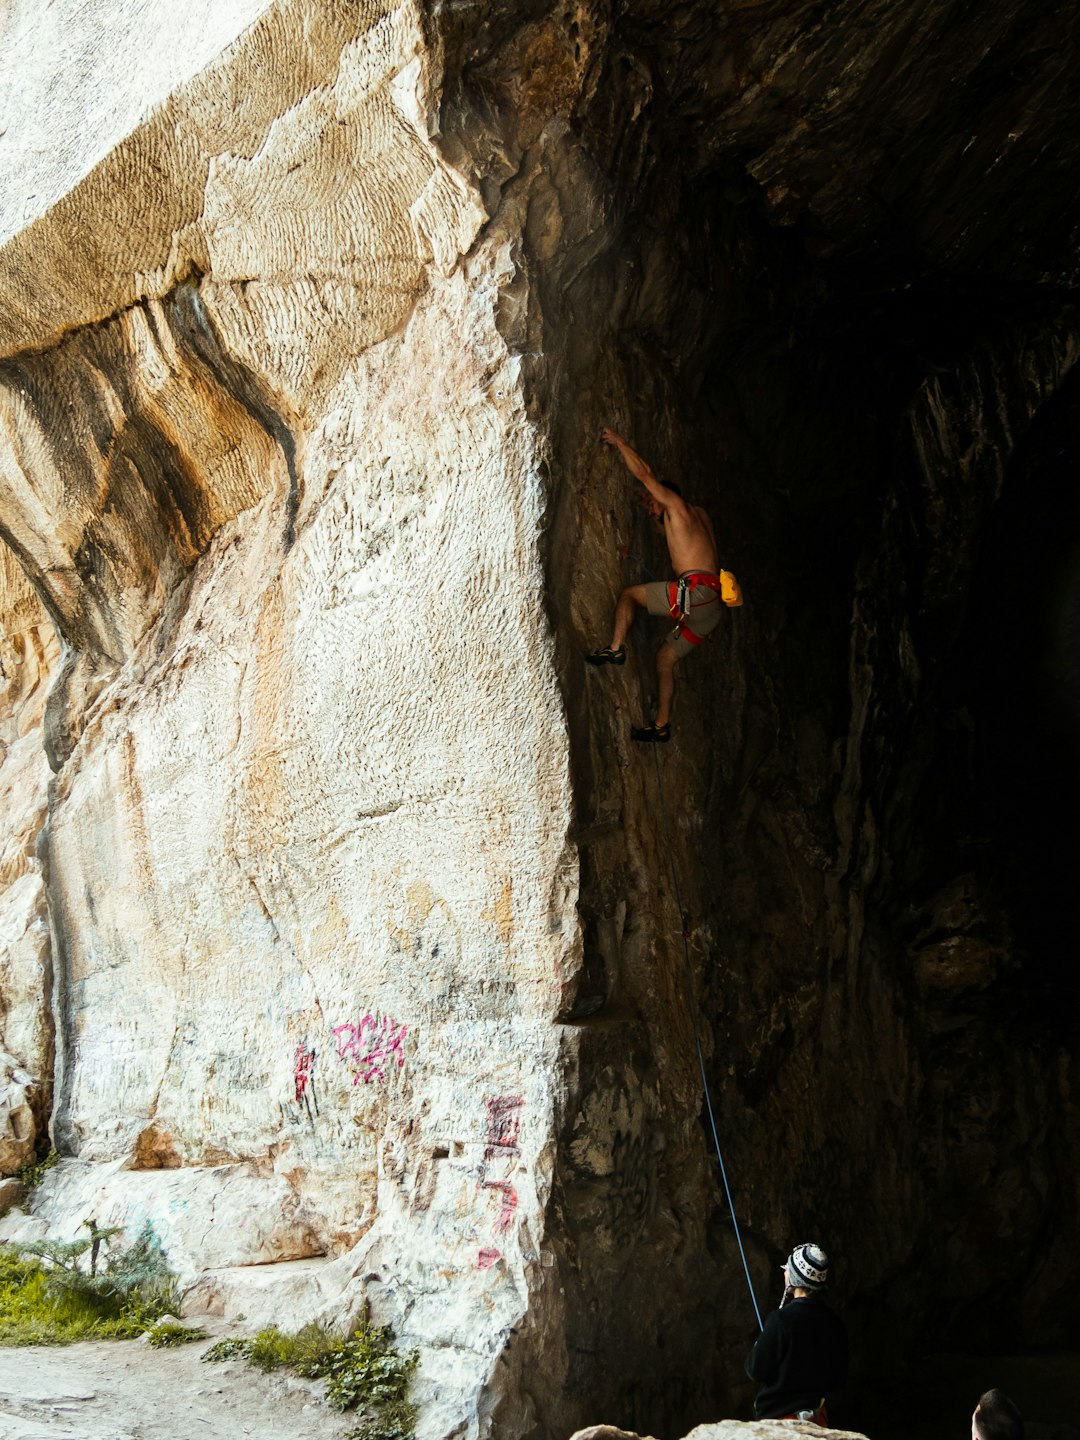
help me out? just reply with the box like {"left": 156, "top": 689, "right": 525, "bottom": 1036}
{"left": 631, "top": 721, "right": 671, "bottom": 743}
{"left": 585, "top": 645, "right": 626, "bottom": 666}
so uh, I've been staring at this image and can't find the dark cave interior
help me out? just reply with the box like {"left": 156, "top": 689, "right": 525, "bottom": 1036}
{"left": 704, "top": 174, "right": 1080, "bottom": 1439}
{"left": 446, "top": 0, "right": 1080, "bottom": 1426}
{"left": 570, "top": 13, "right": 1080, "bottom": 1425}
{"left": 696, "top": 250, "right": 1080, "bottom": 1435}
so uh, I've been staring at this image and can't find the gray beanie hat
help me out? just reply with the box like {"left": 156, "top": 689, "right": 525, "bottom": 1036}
{"left": 786, "top": 1243, "right": 829, "bottom": 1289}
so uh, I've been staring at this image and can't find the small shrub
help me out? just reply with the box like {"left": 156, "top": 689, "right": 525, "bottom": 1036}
{"left": 111, "top": 1284, "right": 182, "bottom": 1335}
{"left": 95, "top": 1219, "right": 173, "bottom": 1297}
{"left": 346, "top": 1403, "right": 418, "bottom": 1440}
{"left": 247, "top": 1324, "right": 307, "bottom": 1372}
{"left": 146, "top": 1321, "right": 208, "bottom": 1348}
{"left": 320, "top": 1323, "right": 418, "bottom": 1416}
{"left": 17, "top": 1147, "right": 59, "bottom": 1194}
{"left": 0, "top": 1220, "right": 178, "bottom": 1346}
{"left": 0, "top": 1251, "right": 98, "bottom": 1345}
{"left": 202, "top": 1337, "right": 254, "bottom": 1363}
{"left": 203, "top": 1319, "right": 417, "bottom": 1436}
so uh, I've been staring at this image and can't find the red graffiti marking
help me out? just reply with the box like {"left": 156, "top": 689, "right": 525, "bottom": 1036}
{"left": 293, "top": 1040, "right": 318, "bottom": 1121}
{"left": 294, "top": 1041, "right": 316, "bottom": 1103}
{"left": 481, "top": 1178, "right": 518, "bottom": 1232}
{"left": 483, "top": 1095, "right": 523, "bottom": 1159}
{"left": 333, "top": 1014, "right": 408, "bottom": 1085}
{"left": 478, "top": 1095, "right": 523, "bottom": 1255}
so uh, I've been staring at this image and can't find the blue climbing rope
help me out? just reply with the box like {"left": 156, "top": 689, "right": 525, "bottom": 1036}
{"left": 623, "top": 551, "right": 764, "bottom": 1332}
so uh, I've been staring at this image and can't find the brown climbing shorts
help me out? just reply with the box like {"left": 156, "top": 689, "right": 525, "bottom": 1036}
{"left": 644, "top": 578, "right": 725, "bottom": 658}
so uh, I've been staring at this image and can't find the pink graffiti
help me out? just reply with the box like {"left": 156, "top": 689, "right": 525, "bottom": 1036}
{"left": 332, "top": 1013, "right": 408, "bottom": 1085}
{"left": 477, "top": 1248, "right": 501, "bottom": 1269}
{"left": 483, "top": 1095, "right": 523, "bottom": 1158}
{"left": 481, "top": 1178, "right": 518, "bottom": 1232}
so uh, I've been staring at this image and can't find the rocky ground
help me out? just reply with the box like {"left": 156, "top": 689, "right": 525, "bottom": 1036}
{"left": 2, "top": 1342, "right": 1078, "bottom": 1440}
{"left": 0, "top": 1331, "right": 354, "bottom": 1440}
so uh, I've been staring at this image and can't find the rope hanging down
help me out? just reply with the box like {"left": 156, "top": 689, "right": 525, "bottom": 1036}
{"left": 625, "top": 551, "right": 764, "bottom": 1333}
{"left": 648, "top": 741, "right": 764, "bottom": 1332}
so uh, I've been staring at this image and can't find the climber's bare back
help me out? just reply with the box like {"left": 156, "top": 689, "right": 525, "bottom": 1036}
{"left": 661, "top": 501, "right": 718, "bottom": 576}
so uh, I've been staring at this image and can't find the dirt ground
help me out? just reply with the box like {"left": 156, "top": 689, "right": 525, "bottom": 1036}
{"left": 2, "top": 1336, "right": 1078, "bottom": 1440}
{"left": 0, "top": 1332, "right": 356, "bottom": 1440}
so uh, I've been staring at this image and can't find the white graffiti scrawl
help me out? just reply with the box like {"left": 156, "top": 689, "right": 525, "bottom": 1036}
{"left": 332, "top": 1013, "right": 408, "bottom": 1085}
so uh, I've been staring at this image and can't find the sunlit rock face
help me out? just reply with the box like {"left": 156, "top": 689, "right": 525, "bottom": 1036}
{"left": 0, "top": 2, "right": 576, "bottom": 1435}
{"left": 2, "top": 0, "right": 1080, "bottom": 1438}
{"left": 0, "top": 550, "right": 57, "bottom": 1173}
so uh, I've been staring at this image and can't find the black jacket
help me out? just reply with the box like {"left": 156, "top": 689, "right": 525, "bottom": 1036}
{"left": 745, "top": 1295, "right": 849, "bottom": 1419}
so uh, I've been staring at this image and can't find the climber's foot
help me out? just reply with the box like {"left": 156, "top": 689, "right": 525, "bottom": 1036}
{"left": 631, "top": 721, "right": 671, "bottom": 743}
{"left": 585, "top": 645, "right": 626, "bottom": 666}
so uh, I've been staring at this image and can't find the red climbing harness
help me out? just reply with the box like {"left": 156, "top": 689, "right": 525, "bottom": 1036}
{"left": 667, "top": 570, "right": 743, "bottom": 645}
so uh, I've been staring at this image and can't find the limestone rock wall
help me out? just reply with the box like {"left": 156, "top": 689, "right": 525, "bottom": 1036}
{"left": 0, "top": 2, "right": 581, "bottom": 1435}
{"left": 0, "top": 3, "right": 757, "bottom": 1433}
{"left": 0, "top": 549, "right": 57, "bottom": 1173}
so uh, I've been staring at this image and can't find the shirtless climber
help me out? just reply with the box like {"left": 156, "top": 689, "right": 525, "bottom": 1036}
{"left": 586, "top": 426, "right": 741, "bottom": 742}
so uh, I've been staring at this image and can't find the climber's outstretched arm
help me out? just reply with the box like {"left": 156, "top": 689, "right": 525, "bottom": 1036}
{"left": 600, "top": 427, "right": 684, "bottom": 513}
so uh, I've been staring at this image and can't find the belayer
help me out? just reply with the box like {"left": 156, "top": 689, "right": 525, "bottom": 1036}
{"left": 586, "top": 426, "right": 741, "bottom": 742}
{"left": 745, "top": 1242, "right": 849, "bottom": 1426}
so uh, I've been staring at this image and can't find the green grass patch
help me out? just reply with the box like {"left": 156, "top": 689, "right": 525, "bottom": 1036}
{"left": 0, "top": 1221, "right": 179, "bottom": 1346}
{"left": 202, "top": 1335, "right": 254, "bottom": 1362}
{"left": 146, "top": 1321, "right": 208, "bottom": 1348}
{"left": 203, "top": 1320, "right": 417, "bottom": 1438}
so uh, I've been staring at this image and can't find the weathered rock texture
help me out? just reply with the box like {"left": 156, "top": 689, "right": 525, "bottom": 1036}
{"left": 2, "top": 0, "right": 1079, "bottom": 1438}
{"left": 570, "top": 1425, "right": 864, "bottom": 1440}
{"left": 0, "top": 545, "right": 57, "bottom": 1174}
{"left": 1, "top": 4, "right": 573, "bottom": 1435}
